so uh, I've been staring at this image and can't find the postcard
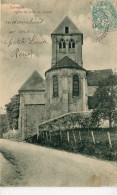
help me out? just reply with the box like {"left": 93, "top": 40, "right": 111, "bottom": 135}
{"left": 0, "top": 0, "right": 117, "bottom": 193}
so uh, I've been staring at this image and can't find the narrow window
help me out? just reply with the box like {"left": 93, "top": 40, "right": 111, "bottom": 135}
{"left": 59, "top": 39, "right": 66, "bottom": 49}
{"left": 73, "top": 75, "right": 79, "bottom": 96}
{"left": 63, "top": 41, "right": 66, "bottom": 48}
{"left": 59, "top": 41, "right": 62, "bottom": 49}
{"left": 69, "top": 39, "right": 75, "bottom": 49}
{"left": 72, "top": 41, "right": 75, "bottom": 48}
{"left": 65, "top": 27, "right": 69, "bottom": 34}
{"left": 53, "top": 75, "right": 58, "bottom": 97}
{"left": 59, "top": 39, "right": 66, "bottom": 53}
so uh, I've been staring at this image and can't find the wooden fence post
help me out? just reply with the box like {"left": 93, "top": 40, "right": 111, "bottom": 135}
{"left": 60, "top": 131, "right": 62, "bottom": 141}
{"left": 46, "top": 131, "right": 48, "bottom": 141}
{"left": 43, "top": 131, "right": 44, "bottom": 139}
{"left": 49, "top": 132, "right": 51, "bottom": 142}
{"left": 107, "top": 132, "right": 112, "bottom": 148}
{"left": 91, "top": 131, "right": 95, "bottom": 145}
{"left": 73, "top": 131, "right": 76, "bottom": 144}
{"left": 37, "top": 131, "right": 39, "bottom": 140}
{"left": 37, "top": 125, "right": 39, "bottom": 140}
{"left": 79, "top": 131, "right": 82, "bottom": 145}
{"left": 67, "top": 131, "right": 70, "bottom": 143}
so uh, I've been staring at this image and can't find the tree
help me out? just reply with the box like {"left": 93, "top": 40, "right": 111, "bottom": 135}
{"left": 91, "top": 75, "right": 117, "bottom": 128}
{"left": 0, "top": 114, "right": 8, "bottom": 138}
{"left": 5, "top": 94, "right": 20, "bottom": 129}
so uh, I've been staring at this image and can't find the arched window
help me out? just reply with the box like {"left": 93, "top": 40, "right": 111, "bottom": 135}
{"left": 59, "top": 38, "right": 66, "bottom": 49}
{"left": 59, "top": 41, "right": 62, "bottom": 49}
{"left": 69, "top": 39, "right": 75, "bottom": 49}
{"left": 53, "top": 75, "right": 58, "bottom": 97}
{"left": 63, "top": 41, "right": 66, "bottom": 48}
{"left": 72, "top": 41, "right": 75, "bottom": 48}
{"left": 59, "top": 39, "right": 66, "bottom": 52}
{"left": 73, "top": 75, "right": 79, "bottom": 96}
{"left": 69, "top": 39, "right": 75, "bottom": 53}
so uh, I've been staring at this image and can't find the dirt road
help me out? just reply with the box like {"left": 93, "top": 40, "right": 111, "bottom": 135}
{"left": 0, "top": 139, "right": 117, "bottom": 186}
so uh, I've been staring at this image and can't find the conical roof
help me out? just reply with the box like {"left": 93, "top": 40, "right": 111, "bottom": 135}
{"left": 45, "top": 56, "right": 86, "bottom": 74}
{"left": 19, "top": 71, "right": 45, "bottom": 91}
{"left": 52, "top": 16, "right": 82, "bottom": 35}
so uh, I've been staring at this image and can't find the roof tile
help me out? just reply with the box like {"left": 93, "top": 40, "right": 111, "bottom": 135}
{"left": 45, "top": 56, "right": 86, "bottom": 74}
{"left": 52, "top": 16, "right": 82, "bottom": 35}
{"left": 19, "top": 71, "right": 45, "bottom": 91}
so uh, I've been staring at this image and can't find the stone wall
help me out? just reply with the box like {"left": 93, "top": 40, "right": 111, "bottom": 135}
{"left": 51, "top": 35, "right": 83, "bottom": 66}
{"left": 45, "top": 68, "right": 88, "bottom": 120}
{"left": 38, "top": 112, "right": 91, "bottom": 132}
{"left": 23, "top": 104, "right": 45, "bottom": 138}
{"left": 19, "top": 91, "right": 46, "bottom": 139}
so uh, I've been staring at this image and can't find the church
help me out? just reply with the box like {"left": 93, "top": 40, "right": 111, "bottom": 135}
{"left": 18, "top": 16, "right": 113, "bottom": 139}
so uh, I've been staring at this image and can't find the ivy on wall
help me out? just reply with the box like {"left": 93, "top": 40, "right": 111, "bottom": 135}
{"left": 39, "top": 112, "right": 91, "bottom": 132}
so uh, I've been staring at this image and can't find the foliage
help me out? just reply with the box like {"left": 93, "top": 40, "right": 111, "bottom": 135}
{"left": 5, "top": 94, "right": 20, "bottom": 129}
{"left": 78, "top": 116, "right": 92, "bottom": 129}
{"left": 39, "top": 112, "right": 91, "bottom": 132}
{"left": 0, "top": 114, "right": 8, "bottom": 138}
{"left": 91, "top": 75, "right": 117, "bottom": 128}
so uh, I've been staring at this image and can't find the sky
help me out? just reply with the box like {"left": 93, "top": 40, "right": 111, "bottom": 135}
{"left": 0, "top": 0, "right": 117, "bottom": 109}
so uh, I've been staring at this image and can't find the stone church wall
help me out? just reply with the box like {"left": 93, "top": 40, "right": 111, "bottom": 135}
{"left": 23, "top": 104, "right": 45, "bottom": 138}
{"left": 19, "top": 91, "right": 46, "bottom": 139}
{"left": 46, "top": 68, "right": 88, "bottom": 120}
{"left": 52, "top": 35, "right": 83, "bottom": 66}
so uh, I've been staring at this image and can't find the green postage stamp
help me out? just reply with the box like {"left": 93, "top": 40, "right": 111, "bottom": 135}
{"left": 91, "top": 0, "right": 117, "bottom": 32}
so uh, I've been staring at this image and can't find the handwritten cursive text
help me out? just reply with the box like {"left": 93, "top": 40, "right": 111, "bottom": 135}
{"left": 4, "top": 35, "right": 48, "bottom": 47}
{"left": 11, "top": 48, "right": 33, "bottom": 58}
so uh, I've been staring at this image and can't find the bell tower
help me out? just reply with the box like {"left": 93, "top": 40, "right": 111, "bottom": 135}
{"left": 51, "top": 16, "right": 83, "bottom": 67}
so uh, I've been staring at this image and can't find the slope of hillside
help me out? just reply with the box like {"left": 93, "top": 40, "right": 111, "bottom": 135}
{"left": 0, "top": 139, "right": 117, "bottom": 187}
